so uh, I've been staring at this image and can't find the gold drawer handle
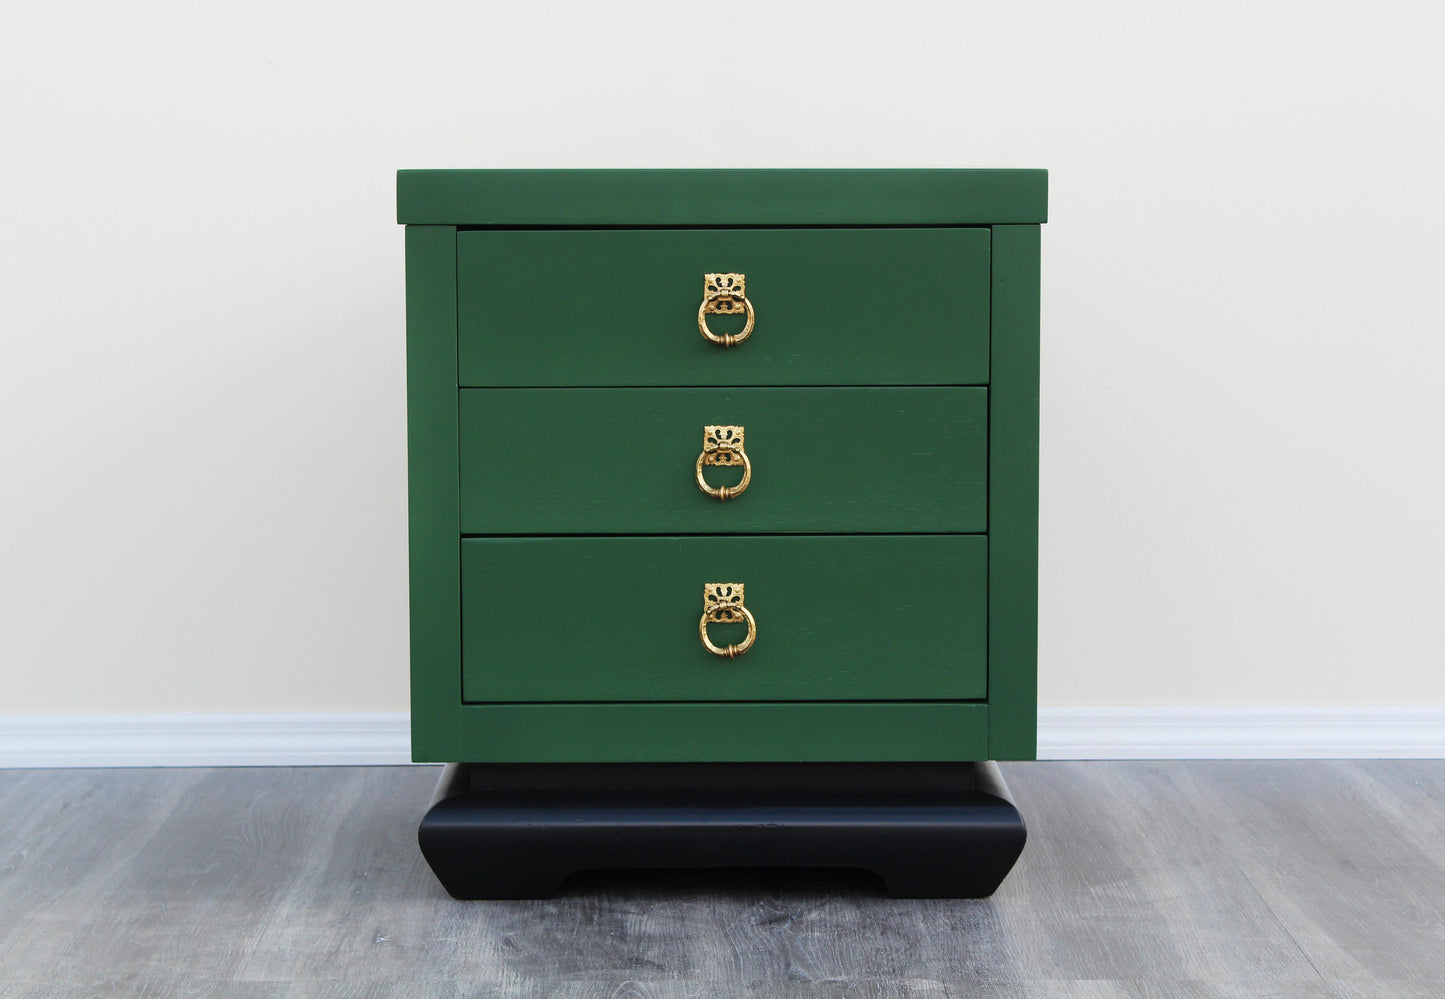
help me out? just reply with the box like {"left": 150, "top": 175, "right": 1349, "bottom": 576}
{"left": 698, "top": 272, "right": 755, "bottom": 348}
{"left": 700, "top": 583, "right": 757, "bottom": 659}
{"left": 695, "top": 425, "right": 751, "bottom": 501}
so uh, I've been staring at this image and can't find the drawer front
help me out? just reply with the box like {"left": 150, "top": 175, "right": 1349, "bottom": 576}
{"left": 457, "top": 228, "right": 990, "bottom": 387}
{"left": 459, "top": 387, "right": 986, "bottom": 534}
{"left": 460, "top": 535, "right": 987, "bottom": 703}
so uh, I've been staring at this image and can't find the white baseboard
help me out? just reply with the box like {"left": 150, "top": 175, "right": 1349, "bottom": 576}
{"left": 0, "top": 712, "right": 412, "bottom": 768}
{"left": 1037, "top": 706, "right": 1445, "bottom": 760}
{"left": 0, "top": 707, "right": 1442, "bottom": 767}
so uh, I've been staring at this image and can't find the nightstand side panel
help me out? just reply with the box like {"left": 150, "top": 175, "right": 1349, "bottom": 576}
{"left": 988, "top": 224, "right": 1041, "bottom": 761}
{"left": 406, "top": 225, "right": 463, "bottom": 762}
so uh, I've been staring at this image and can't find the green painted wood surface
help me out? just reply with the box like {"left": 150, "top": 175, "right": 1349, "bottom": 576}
{"left": 456, "top": 228, "right": 989, "bottom": 387}
{"left": 458, "top": 388, "right": 986, "bottom": 534}
{"left": 424, "top": 702, "right": 989, "bottom": 763}
{"left": 460, "top": 536, "right": 987, "bottom": 703}
{"left": 405, "top": 226, "right": 462, "bottom": 763}
{"left": 401, "top": 170, "right": 1044, "bottom": 766}
{"left": 398, "top": 169, "right": 1047, "bottom": 226}
{"left": 987, "top": 225, "right": 1041, "bottom": 761}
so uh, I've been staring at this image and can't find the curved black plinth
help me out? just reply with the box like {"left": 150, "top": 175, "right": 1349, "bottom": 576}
{"left": 418, "top": 762, "right": 1026, "bottom": 899}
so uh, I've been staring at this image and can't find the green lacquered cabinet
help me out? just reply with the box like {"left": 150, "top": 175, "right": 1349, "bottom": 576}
{"left": 400, "top": 169, "right": 1043, "bottom": 765}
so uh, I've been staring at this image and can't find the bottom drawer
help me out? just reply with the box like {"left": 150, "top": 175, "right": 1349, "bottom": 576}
{"left": 460, "top": 535, "right": 986, "bottom": 703}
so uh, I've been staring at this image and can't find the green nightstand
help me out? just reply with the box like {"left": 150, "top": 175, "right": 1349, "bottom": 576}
{"left": 400, "top": 169, "right": 1043, "bottom": 898}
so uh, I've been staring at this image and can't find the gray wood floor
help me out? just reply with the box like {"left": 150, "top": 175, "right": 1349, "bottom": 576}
{"left": 1, "top": 761, "right": 1443, "bottom": 997}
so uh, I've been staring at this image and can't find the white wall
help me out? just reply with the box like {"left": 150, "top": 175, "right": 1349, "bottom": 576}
{"left": 2, "top": 0, "right": 1442, "bottom": 716}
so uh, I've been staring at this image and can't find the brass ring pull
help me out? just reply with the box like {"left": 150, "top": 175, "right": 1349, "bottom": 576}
{"left": 700, "top": 583, "right": 757, "bottom": 659}
{"left": 696, "top": 425, "right": 750, "bottom": 501}
{"left": 698, "top": 272, "right": 754, "bottom": 348}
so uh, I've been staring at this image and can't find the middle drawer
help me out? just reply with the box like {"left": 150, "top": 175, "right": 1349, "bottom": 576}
{"left": 459, "top": 387, "right": 987, "bottom": 535}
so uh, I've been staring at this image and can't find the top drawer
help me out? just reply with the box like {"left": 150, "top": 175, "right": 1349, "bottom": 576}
{"left": 457, "top": 228, "right": 990, "bottom": 387}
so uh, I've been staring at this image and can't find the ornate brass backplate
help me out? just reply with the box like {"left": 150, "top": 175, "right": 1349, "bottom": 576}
{"left": 700, "top": 582, "right": 757, "bottom": 658}
{"left": 702, "top": 273, "right": 747, "bottom": 314}
{"left": 698, "top": 272, "right": 755, "bottom": 347}
{"left": 702, "top": 425, "right": 745, "bottom": 465}
{"left": 696, "top": 425, "right": 751, "bottom": 500}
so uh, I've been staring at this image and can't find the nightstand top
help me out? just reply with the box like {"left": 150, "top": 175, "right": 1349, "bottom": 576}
{"left": 396, "top": 169, "right": 1047, "bottom": 226}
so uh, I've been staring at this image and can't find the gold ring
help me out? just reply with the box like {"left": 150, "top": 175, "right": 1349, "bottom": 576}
{"left": 700, "top": 583, "right": 757, "bottom": 659}
{"left": 696, "top": 425, "right": 750, "bottom": 501}
{"left": 695, "top": 448, "right": 751, "bottom": 500}
{"left": 698, "top": 272, "right": 754, "bottom": 348}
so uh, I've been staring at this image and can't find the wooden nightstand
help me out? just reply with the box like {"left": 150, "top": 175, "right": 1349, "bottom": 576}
{"left": 399, "top": 169, "right": 1043, "bottom": 898}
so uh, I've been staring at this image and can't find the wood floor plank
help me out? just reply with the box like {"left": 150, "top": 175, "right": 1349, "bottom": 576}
{"left": 0, "top": 982, "right": 1141, "bottom": 999}
{"left": 1123, "top": 982, "right": 1339, "bottom": 998}
{"left": 1167, "top": 761, "right": 1445, "bottom": 981}
{"left": 0, "top": 768, "right": 206, "bottom": 967}
{"left": 3, "top": 768, "right": 394, "bottom": 983}
{"left": 228, "top": 766, "right": 455, "bottom": 982}
{"left": 983, "top": 762, "right": 1319, "bottom": 981}
{"left": 2, "top": 982, "right": 1442, "bottom": 999}
{"left": 1322, "top": 984, "right": 1445, "bottom": 999}
{"left": 1338, "top": 760, "right": 1445, "bottom": 867}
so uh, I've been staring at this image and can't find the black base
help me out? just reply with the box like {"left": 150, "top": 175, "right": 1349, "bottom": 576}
{"left": 418, "top": 762, "right": 1026, "bottom": 899}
